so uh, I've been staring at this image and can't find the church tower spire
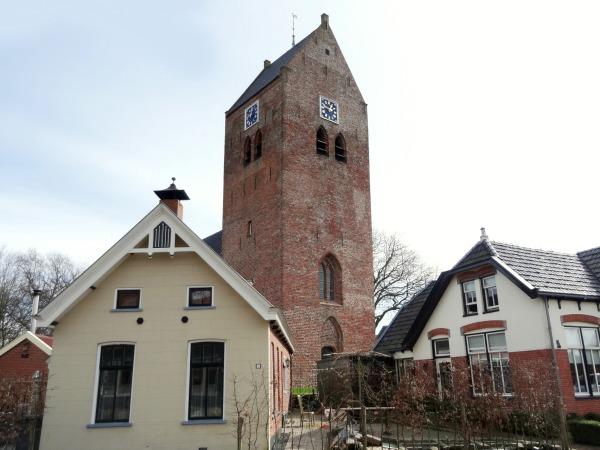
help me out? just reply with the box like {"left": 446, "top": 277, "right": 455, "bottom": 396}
{"left": 221, "top": 14, "right": 374, "bottom": 386}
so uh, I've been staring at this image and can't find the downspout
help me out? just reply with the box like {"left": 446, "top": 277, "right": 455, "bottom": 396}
{"left": 543, "top": 296, "right": 569, "bottom": 450}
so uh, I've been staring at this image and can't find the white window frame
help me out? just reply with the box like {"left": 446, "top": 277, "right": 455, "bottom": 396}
{"left": 433, "top": 338, "right": 450, "bottom": 358}
{"left": 482, "top": 276, "right": 499, "bottom": 311}
{"left": 565, "top": 326, "right": 600, "bottom": 397}
{"left": 462, "top": 280, "right": 478, "bottom": 315}
{"left": 466, "top": 331, "right": 511, "bottom": 396}
{"left": 90, "top": 341, "right": 136, "bottom": 426}
{"left": 395, "top": 358, "right": 414, "bottom": 381}
{"left": 113, "top": 288, "right": 142, "bottom": 311}
{"left": 183, "top": 339, "right": 226, "bottom": 423}
{"left": 436, "top": 358, "right": 453, "bottom": 393}
{"left": 185, "top": 286, "right": 215, "bottom": 309}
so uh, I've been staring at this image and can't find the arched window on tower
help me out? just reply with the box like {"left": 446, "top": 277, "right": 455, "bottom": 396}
{"left": 319, "top": 254, "right": 342, "bottom": 303}
{"left": 316, "top": 126, "right": 328, "bottom": 156}
{"left": 334, "top": 133, "right": 347, "bottom": 163}
{"left": 243, "top": 137, "right": 251, "bottom": 166}
{"left": 254, "top": 130, "right": 262, "bottom": 160}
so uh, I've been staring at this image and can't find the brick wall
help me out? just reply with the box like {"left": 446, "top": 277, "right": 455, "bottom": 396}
{"left": 222, "top": 22, "right": 375, "bottom": 387}
{"left": 0, "top": 339, "right": 50, "bottom": 380}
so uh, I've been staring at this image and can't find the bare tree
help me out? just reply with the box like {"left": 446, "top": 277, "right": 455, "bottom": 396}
{"left": 0, "top": 247, "right": 80, "bottom": 345}
{"left": 373, "top": 231, "right": 433, "bottom": 327}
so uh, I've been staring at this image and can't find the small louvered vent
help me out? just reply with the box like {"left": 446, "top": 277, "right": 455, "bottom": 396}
{"left": 153, "top": 222, "right": 171, "bottom": 248}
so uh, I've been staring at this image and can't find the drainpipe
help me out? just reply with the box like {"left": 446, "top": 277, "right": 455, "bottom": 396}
{"left": 30, "top": 288, "right": 41, "bottom": 333}
{"left": 543, "top": 296, "right": 569, "bottom": 450}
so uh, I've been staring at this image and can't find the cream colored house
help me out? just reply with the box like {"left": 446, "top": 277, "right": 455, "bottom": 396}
{"left": 37, "top": 184, "right": 293, "bottom": 450}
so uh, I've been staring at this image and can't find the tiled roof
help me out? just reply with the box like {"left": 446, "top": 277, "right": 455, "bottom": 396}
{"left": 452, "top": 240, "right": 600, "bottom": 299}
{"left": 578, "top": 246, "right": 600, "bottom": 281}
{"left": 227, "top": 34, "right": 312, "bottom": 115}
{"left": 203, "top": 230, "right": 222, "bottom": 256}
{"left": 491, "top": 241, "right": 600, "bottom": 298}
{"left": 374, "top": 282, "right": 436, "bottom": 354}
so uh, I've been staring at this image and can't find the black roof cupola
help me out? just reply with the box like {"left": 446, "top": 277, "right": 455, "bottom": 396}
{"left": 154, "top": 177, "right": 190, "bottom": 220}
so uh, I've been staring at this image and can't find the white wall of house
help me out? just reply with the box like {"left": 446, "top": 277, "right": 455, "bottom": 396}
{"left": 40, "top": 252, "right": 272, "bottom": 450}
{"left": 408, "top": 271, "right": 550, "bottom": 360}
{"left": 547, "top": 298, "right": 600, "bottom": 347}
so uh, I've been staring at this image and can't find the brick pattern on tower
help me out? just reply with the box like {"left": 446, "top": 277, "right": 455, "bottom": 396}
{"left": 222, "top": 17, "right": 375, "bottom": 386}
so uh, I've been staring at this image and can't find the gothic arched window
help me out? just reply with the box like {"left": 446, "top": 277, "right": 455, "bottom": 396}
{"left": 243, "top": 137, "right": 251, "bottom": 166}
{"left": 316, "top": 126, "right": 328, "bottom": 156}
{"left": 334, "top": 133, "right": 346, "bottom": 163}
{"left": 254, "top": 130, "right": 262, "bottom": 160}
{"left": 319, "top": 254, "right": 341, "bottom": 303}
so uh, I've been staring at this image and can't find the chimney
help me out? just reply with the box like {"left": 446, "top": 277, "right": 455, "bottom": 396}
{"left": 480, "top": 227, "right": 489, "bottom": 242}
{"left": 31, "top": 288, "right": 41, "bottom": 333}
{"left": 154, "top": 177, "right": 190, "bottom": 220}
{"left": 321, "top": 13, "right": 329, "bottom": 29}
{"left": 264, "top": 59, "right": 271, "bottom": 69}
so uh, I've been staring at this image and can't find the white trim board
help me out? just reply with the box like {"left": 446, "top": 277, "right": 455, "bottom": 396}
{"left": 36, "top": 203, "right": 294, "bottom": 352}
{"left": 0, "top": 331, "right": 52, "bottom": 357}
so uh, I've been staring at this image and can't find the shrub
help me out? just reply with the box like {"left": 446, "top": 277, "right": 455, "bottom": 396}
{"left": 568, "top": 419, "right": 600, "bottom": 445}
{"left": 582, "top": 412, "right": 600, "bottom": 422}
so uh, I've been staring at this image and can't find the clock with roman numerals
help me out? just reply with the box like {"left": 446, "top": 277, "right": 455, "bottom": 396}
{"left": 319, "top": 96, "right": 339, "bottom": 124}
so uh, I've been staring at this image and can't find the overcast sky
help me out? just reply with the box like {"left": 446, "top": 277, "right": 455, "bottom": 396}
{"left": 1, "top": 1, "right": 599, "bottom": 276}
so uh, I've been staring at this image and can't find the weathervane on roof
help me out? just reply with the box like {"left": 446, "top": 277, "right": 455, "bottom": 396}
{"left": 292, "top": 13, "right": 298, "bottom": 47}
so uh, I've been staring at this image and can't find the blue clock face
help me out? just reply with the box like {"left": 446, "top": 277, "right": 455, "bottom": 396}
{"left": 245, "top": 101, "right": 259, "bottom": 130}
{"left": 320, "top": 96, "right": 339, "bottom": 123}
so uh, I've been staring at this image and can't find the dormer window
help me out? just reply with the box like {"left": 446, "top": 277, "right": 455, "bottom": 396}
{"left": 316, "top": 126, "right": 328, "bottom": 155}
{"left": 462, "top": 280, "right": 478, "bottom": 315}
{"left": 334, "top": 133, "right": 346, "bottom": 162}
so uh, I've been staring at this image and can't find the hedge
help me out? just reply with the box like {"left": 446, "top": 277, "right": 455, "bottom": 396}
{"left": 568, "top": 419, "right": 600, "bottom": 445}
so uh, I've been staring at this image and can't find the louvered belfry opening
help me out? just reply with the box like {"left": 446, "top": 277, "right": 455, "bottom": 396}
{"left": 254, "top": 130, "right": 262, "bottom": 160}
{"left": 243, "top": 137, "right": 252, "bottom": 166}
{"left": 334, "top": 133, "right": 346, "bottom": 162}
{"left": 316, "top": 126, "right": 328, "bottom": 155}
{"left": 153, "top": 221, "right": 171, "bottom": 248}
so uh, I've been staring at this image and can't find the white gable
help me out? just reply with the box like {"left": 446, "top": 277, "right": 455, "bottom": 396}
{"left": 0, "top": 331, "right": 52, "bottom": 357}
{"left": 37, "top": 203, "right": 294, "bottom": 351}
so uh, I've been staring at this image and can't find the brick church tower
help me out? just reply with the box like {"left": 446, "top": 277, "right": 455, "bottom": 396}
{"left": 220, "top": 14, "right": 374, "bottom": 386}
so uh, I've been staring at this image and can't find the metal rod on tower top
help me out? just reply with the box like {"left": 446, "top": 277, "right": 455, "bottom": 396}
{"left": 292, "top": 13, "right": 297, "bottom": 46}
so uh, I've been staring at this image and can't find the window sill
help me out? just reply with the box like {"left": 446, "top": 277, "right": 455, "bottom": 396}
{"left": 110, "top": 308, "right": 142, "bottom": 312}
{"left": 574, "top": 393, "right": 598, "bottom": 399}
{"left": 482, "top": 308, "right": 499, "bottom": 314}
{"left": 86, "top": 422, "right": 132, "bottom": 429}
{"left": 184, "top": 306, "right": 216, "bottom": 310}
{"left": 320, "top": 302, "right": 342, "bottom": 307}
{"left": 181, "top": 419, "right": 226, "bottom": 425}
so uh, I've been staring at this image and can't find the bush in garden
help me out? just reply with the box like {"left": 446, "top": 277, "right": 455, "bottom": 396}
{"left": 568, "top": 419, "right": 600, "bottom": 445}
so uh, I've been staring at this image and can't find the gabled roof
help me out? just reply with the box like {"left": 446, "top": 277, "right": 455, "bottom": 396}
{"left": 37, "top": 204, "right": 294, "bottom": 352}
{"left": 374, "top": 281, "right": 436, "bottom": 354}
{"left": 376, "top": 239, "right": 600, "bottom": 354}
{"left": 226, "top": 33, "right": 312, "bottom": 115}
{"left": 0, "top": 331, "right": 52, "bottom": 357}
{"left": 454, "top": 240, "right": 600, "bottom": 299}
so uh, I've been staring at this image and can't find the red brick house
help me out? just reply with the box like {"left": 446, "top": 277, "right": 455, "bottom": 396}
{"left": 375, "top": 231, "right": 600, "bottom": 415}
{"left": 0, "top": 331, "right": 52, "bottom": 380}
